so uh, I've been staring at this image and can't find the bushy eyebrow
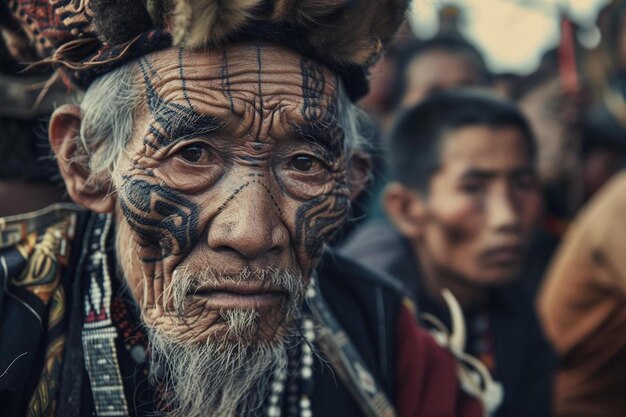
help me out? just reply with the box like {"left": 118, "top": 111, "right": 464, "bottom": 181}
{"left": 139, "top": 55, "right": 224, "bottom": 146}
{"left": 289, "top": 121, "right": 345, "bottom": 158}
{"left": 461, "top": 166, "right": 535, "bottom": 179}
{"left": 151, "top": 103, "right": 224, "bottom": 144}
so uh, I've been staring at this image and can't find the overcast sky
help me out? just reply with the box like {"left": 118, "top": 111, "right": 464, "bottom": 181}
{"left": 409, "top": 0, "right": 612, "bottom": 74}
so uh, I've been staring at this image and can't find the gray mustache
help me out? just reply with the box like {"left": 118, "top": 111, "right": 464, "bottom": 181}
{"left": 171, "top": 267, "right": 306, "bottom": 316}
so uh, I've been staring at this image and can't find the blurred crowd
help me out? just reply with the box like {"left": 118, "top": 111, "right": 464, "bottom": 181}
{"left": 2, "top": 1, "right": 626, "bottom": 416}
{"left": 339, "top": 1, "right": 626, "bottom": 416}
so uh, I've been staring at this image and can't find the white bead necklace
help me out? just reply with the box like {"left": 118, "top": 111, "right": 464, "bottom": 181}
{"left": 265, "top": 315, "right": 316, "bottom": 417}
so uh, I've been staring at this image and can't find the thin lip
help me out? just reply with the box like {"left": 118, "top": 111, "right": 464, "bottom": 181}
{"left": 188, "top": 291, "right": 286, "bottom": 310}
{"left": 190, "top": 282, "right": 286, "bottom": 297}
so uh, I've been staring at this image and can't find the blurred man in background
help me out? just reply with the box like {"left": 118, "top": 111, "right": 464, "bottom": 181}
{"left": 344, "top": 34, "right": 492, "bottom": 235}
{"left": 343, "top": 90, "right": 554, "bottom": 417}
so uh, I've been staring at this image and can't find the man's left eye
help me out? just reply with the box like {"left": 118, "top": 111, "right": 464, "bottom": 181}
{"left": 177, "top": 143, "right": 208, "bottom": 164}
{"left": 290, "top": 155, "right": 317, "bottom": 172}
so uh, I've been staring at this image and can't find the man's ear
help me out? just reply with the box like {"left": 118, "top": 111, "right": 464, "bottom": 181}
{"left": 383, "top": 182, "right": 425, "bottom": 239}
{"left": 49, "top": 104, "right": 115, "bottom": 213}
{"left": 346, "top": 150, "right": 372, "bottom": 201}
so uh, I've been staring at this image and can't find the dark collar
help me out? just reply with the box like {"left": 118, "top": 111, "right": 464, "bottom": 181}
{"left": 384, "top": 234, "right": 518, "bottom": 321}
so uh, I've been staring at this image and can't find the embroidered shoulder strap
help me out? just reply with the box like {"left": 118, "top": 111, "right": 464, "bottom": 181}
{"left": 81, "top": 213, "right": 130, "bottom": 417}
{"left": 307, "top": 275, "right": 397, "bottom": 417}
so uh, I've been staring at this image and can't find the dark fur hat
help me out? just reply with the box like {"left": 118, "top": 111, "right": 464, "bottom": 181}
{"left": 0, "top": 0, "right": 409, "bottom": 100}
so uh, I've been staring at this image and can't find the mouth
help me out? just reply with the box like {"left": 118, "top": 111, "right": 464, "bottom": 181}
{"left": 480, "top": 244, "right": 524, "bottom": 266}
{"left": 189, "top": 283, "right": 287, "bottom": 310}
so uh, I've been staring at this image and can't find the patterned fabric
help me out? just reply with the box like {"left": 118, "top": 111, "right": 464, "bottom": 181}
{"left": 0, "top": 203, "right": 80, "bottom": 417}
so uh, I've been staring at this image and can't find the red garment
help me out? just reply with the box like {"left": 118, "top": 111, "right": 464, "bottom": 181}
{"left": 395, "top": 305, "right": 483, "bottom": 417}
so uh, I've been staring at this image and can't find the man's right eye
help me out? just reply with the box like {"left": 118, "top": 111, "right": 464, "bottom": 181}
{"left": 460, "top": 181, "right": 484, "bottom": 194}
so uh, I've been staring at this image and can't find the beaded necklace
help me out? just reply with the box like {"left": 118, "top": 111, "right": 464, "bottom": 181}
{"left": 266, "top": 302, "right": 316, "bottom": 417}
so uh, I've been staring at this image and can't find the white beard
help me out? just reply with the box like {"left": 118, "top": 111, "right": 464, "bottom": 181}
{"left": 149, "top": 324, "right": 289, "bottom": 417}
{"left": 147, "top": 268, "right": 307, "bottom": 417}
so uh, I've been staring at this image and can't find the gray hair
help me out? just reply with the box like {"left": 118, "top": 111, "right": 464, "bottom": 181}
{"left": 77, "top": 62, "right": 139, "bottom": 185}
{"left": 77, "top": 61, "right": 371, "bottom": 183}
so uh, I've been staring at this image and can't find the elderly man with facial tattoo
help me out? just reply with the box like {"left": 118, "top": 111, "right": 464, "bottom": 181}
{"left": 0, "top": 2, "right": 485, "bottom": 417}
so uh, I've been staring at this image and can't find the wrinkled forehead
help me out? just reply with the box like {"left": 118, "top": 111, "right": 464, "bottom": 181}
{"left": 135, "top": 44, "right": 340, "bottom": 128}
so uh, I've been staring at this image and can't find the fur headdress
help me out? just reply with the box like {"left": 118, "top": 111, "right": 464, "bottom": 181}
{"left": 0, "top": 0, "right": 409, "bottom": 100}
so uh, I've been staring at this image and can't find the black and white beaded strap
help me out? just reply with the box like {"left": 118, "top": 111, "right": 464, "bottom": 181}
{"left": 266, "top": 316, "right": 316, "bottom": 417}
{"left": 81, "top": 214, "right": 130, "bottom": 417}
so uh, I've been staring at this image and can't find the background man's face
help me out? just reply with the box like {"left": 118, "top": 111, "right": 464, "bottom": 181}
{"left": 400, "top": 51, "right": 483, "bottom": 109}
{"left": 113, "top": 45, "right": 349, "bottom": 346}
{"left": 420, "top": 125, "right": 541, "bottom": 286}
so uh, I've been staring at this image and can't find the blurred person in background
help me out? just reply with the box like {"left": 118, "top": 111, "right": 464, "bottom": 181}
{"left": 514, "top": 28, "right": 626, "bottom": 295}
{"left": 515, "top": 49, "right": 584, "bottom": 238}
{"left": 537, "top": 2, "right": 626, "bottom": 416}
{"left": 357, "top": 22, "right": 414, "bottom": 129}
{"left": 358, "top": 6, "right": 490, "bottom": 131}
{"left": 538, "top": 172, "right": 626, "bottom": 417}
{"left": 343, "top": 90, "right": 554, "bottom": 417}
{"left": 511, "top": 47, "right": 587, "bottom": 297}
{"left": 579, "top": 106, "right": 626, "bottom": 201}
{"left": 390, "top": 35, "right": 491, "bottom": 114}
{"left": 578, "top": 0, "right": 626, "bottom": 197}
{"left": 344, "top": 34, "right": 492, "bottom": 235}
{"left": 516, "top": 5, "right": 626, "bottom": 236}
{"left": 590, "top": 0, "right": 626, "bottom": 123}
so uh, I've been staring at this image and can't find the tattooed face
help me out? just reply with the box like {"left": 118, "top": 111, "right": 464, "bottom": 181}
{"left": 112, "top": 45, "right": 350, "bottom": 345}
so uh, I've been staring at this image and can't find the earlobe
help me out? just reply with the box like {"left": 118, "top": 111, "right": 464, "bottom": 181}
{"left": 346, "top": 150, "right": 372, "bottom": 201}
{"left": 49, "top": 104, "right": 116, "bottom": 213}
{"left": 383, "top": 182, "right": 423, "bottom": 239}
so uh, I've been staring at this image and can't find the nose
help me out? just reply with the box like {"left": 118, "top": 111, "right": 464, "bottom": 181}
{"left": 207, "top": 182, "right": 289, "bottom": 259}
{"left": 487, "top": 187, "right": 520, "bottom": 233}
